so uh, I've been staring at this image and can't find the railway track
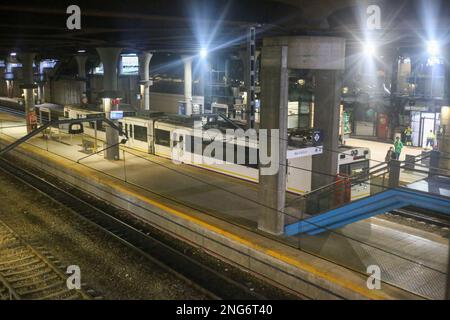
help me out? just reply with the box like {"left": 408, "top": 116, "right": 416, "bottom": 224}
{"left": 0, "top": 157, "right": 267, "bottom": 300}
{"left": 0, "top": 220, "right": 91, "bottom": 300}
{"left": 0, "top": 104, "right": 25, "bottom": 118}
{"left": 390, "top": 207, "right": 450, "bottom": 229}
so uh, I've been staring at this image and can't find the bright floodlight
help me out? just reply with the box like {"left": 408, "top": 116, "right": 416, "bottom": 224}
{"left": 10, "top": 52, "right": 16, "bottom": 56}
{"left": 199, "top": 48, "right": 208, "bottom": 59}
{"left": 427, "top": 40, "right": 439, "bottom": 56}
{"left": 363, "top": 42, "right": 376, "bottom": 57}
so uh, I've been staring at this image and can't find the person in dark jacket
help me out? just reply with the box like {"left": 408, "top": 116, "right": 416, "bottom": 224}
{"left": 385, "top": 147, "right": 395, "bottom": 162}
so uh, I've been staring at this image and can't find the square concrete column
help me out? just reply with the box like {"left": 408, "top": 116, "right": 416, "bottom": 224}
{"left": 181, "top": 55, "right": 193, "bottom": 116}
{"left": 18, "top": 53, "right": 37, "bottom": 133}
{"left": 96, "top": 47, "right": 122, "bottom": 160}
{"left": 257, "top": 45, "right": 288, "bottom": 235}
{"left": 138, "top": 52, "right": 153, "bottom": 111}
{"left": 311, "top": 69, "right": 342, "bottom": 189}
{"left": 75, "top": 55, "right": 89, "bottom": 100}
{"left": 439, "top": 46, "right": 450, "bottom": 170}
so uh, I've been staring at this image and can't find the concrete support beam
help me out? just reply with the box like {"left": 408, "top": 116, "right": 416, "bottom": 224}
{"left": 439, "top": 106, "right": 450, "bottom": 170}
{"left": 138, "top": 52, "right": 153, "bottom": 111}
{"left": 96, "top": 47, "right": 122, "bottom": 161}
{"left": 257, "top": 45, "right": 288, "bottom": 235}
{"left": 36, "top": 60, "right": 46, "bottom": 104}
{"left": 18, "top": 52, "right": 37, "bottom": 133}
{"left": 181, "top": 55, "right": 193, "bottom": 116}
{"left": 311, "top": 69, "right": 342, "bottom": 189}
{"left": 5, "top": 62, "right": 14, "bottom": 98}
{"left": 75, "top": 55, "right": 89, "bottom": 100}
{"left": 440, "top": 48, "right": 450, "bottom": 170}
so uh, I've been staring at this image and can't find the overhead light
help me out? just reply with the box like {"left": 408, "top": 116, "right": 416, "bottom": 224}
{"left": 77, "top": 49, "right": 86, "bottom": 53}
{"left": 10, "top": 52, "right": 16, "bottom": 56}
{"left": 363, "top": 42, "right": 376, "bottom": 57}
{"left": 199, "top": 48, "right": 208, "bottom": 59}
{"left": 427, "top": 40, "right": 439, "bottom": 56}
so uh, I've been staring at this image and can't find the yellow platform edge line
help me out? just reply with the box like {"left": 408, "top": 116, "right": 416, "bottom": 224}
{"left": 0, "top": 133, "right": 388, "bottom": 300}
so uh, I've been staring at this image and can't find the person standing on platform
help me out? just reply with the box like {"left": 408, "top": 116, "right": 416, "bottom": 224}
{"left": 404, "top": 126, "right": 413, "bottom": 146}
{"left": 385, "top": 146, "right": 395, "bottom": 162}
{"left": 394, "top": 136, "right": 403, "bottom": 160}
{"left": 426, "top": 130, "right": 435, "bottom": 149}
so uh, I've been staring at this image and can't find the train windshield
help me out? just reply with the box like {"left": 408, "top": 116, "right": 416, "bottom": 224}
{"left": 339, "top": 160, "right": 369, "bottom": 178}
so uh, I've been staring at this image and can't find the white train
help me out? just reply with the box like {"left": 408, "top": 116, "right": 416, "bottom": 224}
{"left": 63, "top": 106, "right": 370, "bottom": 199}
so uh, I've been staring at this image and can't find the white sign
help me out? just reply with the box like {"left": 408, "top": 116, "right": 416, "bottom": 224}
{"left": 287, "top": 147, "right": 323, "bottom": 159}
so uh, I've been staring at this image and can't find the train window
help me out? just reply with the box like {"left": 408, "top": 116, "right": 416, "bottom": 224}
{"left": 134, "top": 125, "right": 148, "bottom": 142}
{"left": 129, "top": 125, "right": 133, "bottom": 138}
{"left": 97, "top": 121, "right": 105, "bottom": 132}
{"left": 155, "top": 129, "right": 171, "bottom": 147}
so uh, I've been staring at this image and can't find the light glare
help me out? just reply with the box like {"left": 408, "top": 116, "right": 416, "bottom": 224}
{"left": 427, "top": 40, "right": 439, "bottom": 56}
{"left": 199, "top": 48, "right": 208, "bottom": 59}
{"left": 363, "top": 42, "right": 376, "bottom": 57}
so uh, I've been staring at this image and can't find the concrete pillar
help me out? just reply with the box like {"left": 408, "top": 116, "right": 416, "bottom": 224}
{"left": 36, "top": 60, "right": 45, "bottom": 104}
{"left": 257, "top": 45, "right": 288, "bottom": 235}
{"left": 440, "top": 48, "right": 450, "bottom": 170}
{"left": 224, "top": 58, "right": 230, "bottom": 85}
{"left": 5, "top": 61, "right": 14, "bottom": 98}
{"left": 138, "top": 52, "right": 153, "bottom": 111}
{"left": 18, "top": 53, "right": 37, "bottom": 133}
{"left": 439, "top": 106, "right": 450, "bottom": 170}
{"left": 181, "top": 55, "right": 193, "bottom": 116}
{"left": 311, "top": 69, "right": 342, "bottom": 189}
{"left": 96, "top": 47, "right": 122, "bottom": 160}
{"left": 389, "top": 50, "right": 400, "bottom": 140}
{"left": 75, "top": 55, "right": 88, "bottom": 99}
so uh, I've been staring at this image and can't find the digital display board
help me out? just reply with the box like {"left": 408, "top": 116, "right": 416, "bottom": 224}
{"left": 120, "top": 54, "right": 139, "bottom": 75}
{"left": 94, "top": 63, "right": 104, "bottom": 74}
{"left": 40, "top": 59, "right": 58, "bottom": 69}
{"left": 110, "top": 111, "right": 124, "bottom": 120}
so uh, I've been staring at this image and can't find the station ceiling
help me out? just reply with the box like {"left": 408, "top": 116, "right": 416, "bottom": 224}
{"left": 0, "top": 0, "right": 449, "bottom": 59}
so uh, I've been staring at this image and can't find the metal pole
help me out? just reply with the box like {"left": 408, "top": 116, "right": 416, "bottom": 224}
{"left": 94, "top": 121, "right": 98, "bottom": 153}
{"left": 388, "top": 160, "right": 401, "bottom": 188}
{"left": 123, "top": 149, "right": 127, "bottom": 182}
{"left": 247, "top": 26, "right": 256, "bottom": 129}
{"left": 446, "top": 242, "right": 450, "bottom": 299}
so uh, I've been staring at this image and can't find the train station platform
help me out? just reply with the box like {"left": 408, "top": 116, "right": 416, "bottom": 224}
{"left": 0, "top": 111, "right": 448, "bottom": 300}
{"left": 346, "top": 138, "right": 423, "bottom": 165}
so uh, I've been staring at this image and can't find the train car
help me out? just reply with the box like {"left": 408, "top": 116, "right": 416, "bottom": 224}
{"left": 37, "top": 104, "right": 65, "bottom": 126}
{"left": 63, "top": 105, "right": 107, "bottom": 141}
{"left": 63, "top": 106, "right": 369, "bottom": 198}
{"left": 337, "top": 146, "right": 371, "bottom": 200}
{"left": 114, "top": 114, "right": 322, "bottom": 194}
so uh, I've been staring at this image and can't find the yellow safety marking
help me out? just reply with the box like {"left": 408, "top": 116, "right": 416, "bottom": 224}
{"left": 0, "top": 133, "right": 389, "bottom": 300}
{"left": 287, "top": 187, "right": 306, "bottom": 194}
{"left": 200, "top": 164, "right": 258, "bottom": 182}
{"left": 350, "top": 193, "right": 371, "bottom": 201}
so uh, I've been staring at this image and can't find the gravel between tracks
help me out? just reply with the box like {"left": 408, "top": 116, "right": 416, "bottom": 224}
{"left": 0, "top": 170, "right": 208, "bottom": 300}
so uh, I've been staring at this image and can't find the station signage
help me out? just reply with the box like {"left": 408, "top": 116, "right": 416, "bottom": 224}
{"left": 120, "top": 54, "right": 139, "bottom": 75}
{"left": 287, "top": 146, "right": 323, "bottom": 159}
{"left": 110, "top": 111, "right": 124, "bottom": 120}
